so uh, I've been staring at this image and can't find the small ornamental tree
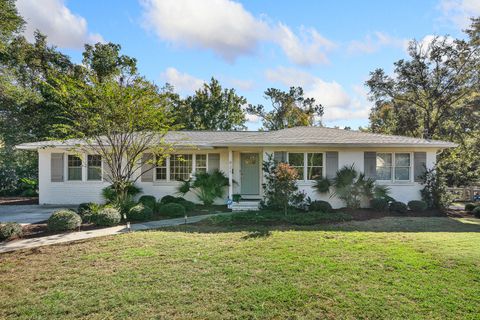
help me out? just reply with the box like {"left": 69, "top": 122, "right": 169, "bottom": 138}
{"left": 262, "top": 155, "right": 305, "bottom": 215}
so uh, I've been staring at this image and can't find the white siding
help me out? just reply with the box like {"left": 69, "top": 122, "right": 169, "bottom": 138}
{"left": 38, "top": 147, "right": 438, "bottom": 208}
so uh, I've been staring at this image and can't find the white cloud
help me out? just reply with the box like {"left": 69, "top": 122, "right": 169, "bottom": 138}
{"left": 438, "top": 0, "right": 480, "bottom": 29}
{"left": 16, "top": 0, "right": 104, "bottom": 49}
{"left": 348, "top": 32, "right": 409, "bottom": 54}
{"left": 265, "top": 67, "right": 371, "bottom": 122}
{"left": 227, "top": 78, "right": 255, "bottom": 91}
{"left": 245, "top": 113, "right": 260, "bottom": 123}
{"left": 140, "top": 0, "right": 335, "bottom": 65}
{"left": 161, "top": 67, "right": 205, "bottom": 94}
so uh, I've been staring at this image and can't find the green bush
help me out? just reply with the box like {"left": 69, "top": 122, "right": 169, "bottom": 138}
{"left": 159, "top": 203, "right": 186, "bottom": 217}
{"left": 160, "top": 195, "right": 178, "bottom": 204}
{"left": 465, "top": 203, "right": 477, "bottom": 212}
{"left": 408, "top": 200, "right": 428, "bottom": 212}
{"left": 178, "top": 199, "right": 195, "bottom": 212}
{"left": 127, "top": 204, "right": 153, "bottom": 221}
{"left": 370, "top": 198, "right": 390, "bottom": 212}
{"left": 77, "top": 202, "right": 102, "bottom": 223}
{"left": 47, "top": 210, "right": 82, "bottom": 231}
{"left": 0, "top": 222, "right": 23, "bottom": 241}
{"left": 390, "top": 201, "right": 408, "bottom": 214}
{"left": 473, "top": 206, "right": 480, "bottom": 218}
{"left": 138, "top": 195, "right": 156, "bottom": 209}
{"left": 94, "top": 207, "right": 121, "bottom": 226}
{"left": 309, "top": 200, "right": 332, "bottom": 213}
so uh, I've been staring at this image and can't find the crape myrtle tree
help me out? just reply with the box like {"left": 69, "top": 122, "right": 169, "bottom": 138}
{"left": 246, "top": 87, "right": 323, "bottom": 131}
{"left": 52, "top": 43, "right": 176, "bottom": 204}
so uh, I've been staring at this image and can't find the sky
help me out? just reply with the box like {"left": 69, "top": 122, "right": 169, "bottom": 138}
{"left": 15, "top": 0, "right": 480, "bottom": 130}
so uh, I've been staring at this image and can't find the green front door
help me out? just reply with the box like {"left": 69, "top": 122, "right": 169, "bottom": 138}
{"left": 240, "top": 153, "right": 260, "bottom": 195}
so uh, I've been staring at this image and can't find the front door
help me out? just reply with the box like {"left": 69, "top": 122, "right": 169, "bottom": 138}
{"left": 240, "top": 153, "right": 260, "bottom": 195}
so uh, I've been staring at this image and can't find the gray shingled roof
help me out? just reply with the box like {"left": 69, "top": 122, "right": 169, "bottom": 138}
{"left": 16, "top": 126, "right": 456, "bottom": 149}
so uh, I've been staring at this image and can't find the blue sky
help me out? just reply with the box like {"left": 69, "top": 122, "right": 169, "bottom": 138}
{"left": 15, "top": 0, "right": 478, "bottom": 130}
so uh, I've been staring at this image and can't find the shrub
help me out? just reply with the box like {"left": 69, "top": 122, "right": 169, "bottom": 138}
{"left": 370, "top": 198, "right": 390, "bottom": 212}
{"left": 94, "top": 207, "right": 121, "bottom": 226}
{"left": 138, "top": 195, "right": 156, "bottom": 209}
{"left": 177, "top": 170, "right": 229, "bottom": 206}
{"left": 127, "top": 204, "right": 153, "bottom": 221}
{"left": 420, "top": 167, "right": 452, "bottom": 209}
{"left": 473, "top": 206, "right": 480, "bottom": 218}
{"left": 77, "top": 202, "right": 102, "bottom": 223}
{"left": 408, "top": 200, "right": 428, "bottom": 212}
{"left": 309, "top": 200, "right": 333, "bottom": 213}
{"left": 313, "top": 178, "right": 331, "bottom": 193}
{"left": 159, "top": 203, "right": 186, "bottom": 217}
{"left": 178, "top": 199, "right": 195, "bottom": 212}
{"left": 160, "top": 195, "right": 177, "bottom": 205}
{"left": 390, "top": 201, "right": 408, "bottom": 213}
{"left": 465, "top": 203, "right": 477, "bottom": 212}
{"left": 47, "top": 210, "right": 82, "bottom": 231}
{"left": 0, "top": 222, "right": 23, "bottom": 241}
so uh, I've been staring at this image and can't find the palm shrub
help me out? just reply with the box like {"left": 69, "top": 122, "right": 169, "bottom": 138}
{"left": 330, "top": 165, "right": 374, "bottom": 209}
{"left": 102, "top": 183, "right": 142, "bottom": 218}
{"left": 177, "top": 170, "right": 229, "bottom": 206}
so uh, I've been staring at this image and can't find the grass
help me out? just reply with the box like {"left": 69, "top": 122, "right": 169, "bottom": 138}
{"left": 1, "top": 216, "right": 480, "bottom": 319}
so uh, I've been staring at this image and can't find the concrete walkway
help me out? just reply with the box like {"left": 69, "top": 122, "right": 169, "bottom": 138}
{"left": 0, "top": 212, "right": 225, "bottom": 254}
{"left": 0, "top": 205, "right": 76, "bottom": 224}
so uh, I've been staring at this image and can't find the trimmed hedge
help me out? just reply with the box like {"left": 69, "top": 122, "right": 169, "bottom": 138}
{"left": 408, "top": 200, "right": 428, "bottom": 212}
{"left": 94, "top": 207, "right": 121, "bottom": 226}
{"left": 178, "top": 199, "right": 195, "bottom": 212}
{"left": 473, "top": 206, "right": 480, "bottom": 218}
{"left": 390, "top": 201, "right": 408, "bottom": 213}
{"left": 370, "top": 198, "right": 390, "bottom": 212}
{"left": 127, "top": 204, "right": 153, "bottom": 221}
{"left": 309, "top": 200, "right": 332, "bottom": 213}
{"left": 159, "top": 203, "right": 186, "bottom": 217}
{"left": 465, "top": 203, "right": 477, "bottom": 212}
{"left": 139, "top": 195, "right": 156, "bottom": 209}
{"left": 47, "top": 210, "right": 82, "bottom": 231}
{"left": 160, "top": 195, "right": 178, "bottom": 205}
{"left": 0, "top": 222, "right": 23, "bottom": 241}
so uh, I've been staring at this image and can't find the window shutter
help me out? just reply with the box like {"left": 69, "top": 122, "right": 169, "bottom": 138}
{"left": 325, "top": 152, "right": 338, "bottom": 179}
{"left": 141, "top": 153, "right": 154, "bottom": 182}
{"left": 273, "top": 151, "right": 287, "bottom": 163}
{"left": 207, "top": 153, "right": 220, "bottom": 173}
{"left": 364, "top": 152, "right": 377, "bottom": 180}
{"left": 414, "top": 152, "right": 427, "bottom": 182}
{"left": 51, "top": 153, "right": 64, "bottom": 182}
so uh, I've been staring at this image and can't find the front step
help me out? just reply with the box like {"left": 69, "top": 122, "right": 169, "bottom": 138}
{"left": 231, "top": 200, "right": 260, "bottom": 211}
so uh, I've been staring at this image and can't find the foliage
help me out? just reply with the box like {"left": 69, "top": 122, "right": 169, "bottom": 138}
{"left": 159, "top": 203, "right": 186, "bottom": 218}
{"left": 420, "top": 167, "right": 453, "bottom": 209}
{"left": 370, "top": 198, "right": 390, "bottom": 212}
{"left": 261, "top": 155, "right": 306, "bottom": 215}
{"left": 47, "top": 210, "right": 82, "bottom": 231}
{"left": 390, "top": 201, "right": 408, "bottom": 213}
{"left": 127, "top": 204, "right": 153, "bottom": 221}
{"left": 101, "top": 183, "right": 142, "bottom": 216}
{"left": 16, "top": 177, "right": 38, "bottom": 197}
{"left": 309, "top": 200, "right": 333, "bottom": 213}
{"left": 246, "top": 87, "right": 324, "bottom": 130}
{"left": 465, "top": 203, "right": 478, "bottom": 212}
{"left": 77, "top": 202, "right": 102, "bottom": 223}
{"left": 138, "top": 195, "right": 157, "bottom": 210}
{"left": 178, "top": 170, "right": 229, "bottom": 206}
{"left": 160, "top": 195, "right": 178, "bottom": 205}
{"left": 408, "top": 200, "right": 428, "bottom": 212}
{"left": 473, "top": 206, "right": 480, "bottom": 218}
{"left": 93, "top": 207, "right": 121, "bottom": 226}
{"left": 232, "top": 194, "right": 242, "bottom": 202}
{"left": 0, "top": 222, "right": 23, "bottom": 241}
{"left": 172, "top": 78, "right": 247, "bottom": 130}
{"left": 313, "top": 178, "right": 331, "bottom": 193}
{"left": 177, "top": 199, "right": 195, "bottom": 212}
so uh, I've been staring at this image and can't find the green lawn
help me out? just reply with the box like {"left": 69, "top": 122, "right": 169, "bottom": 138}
{"left": 1, "top": 216, "right": 480, "bottom": 319}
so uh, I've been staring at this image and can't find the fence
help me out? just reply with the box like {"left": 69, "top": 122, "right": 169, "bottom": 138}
{"left": 447, "top": 186, "right": 480, "bottom": 202}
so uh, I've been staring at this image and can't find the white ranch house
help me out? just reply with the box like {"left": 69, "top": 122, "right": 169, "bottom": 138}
{"left": 17, "top": 127, "right": 456, "bottom": 210}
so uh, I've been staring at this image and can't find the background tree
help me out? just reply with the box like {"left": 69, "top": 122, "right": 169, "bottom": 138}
{"left": 174, "top": 78, "right": 247, "bottom": 130}
{"left": 246, "top": 87, "right": 323, "bottom": 131}
{"left": 366, "top": 20, "right": 480, "bottom": 186}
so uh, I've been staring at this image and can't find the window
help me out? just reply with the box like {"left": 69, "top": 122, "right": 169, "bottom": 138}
{"left": 196, "top": 154, "right": 207, "bottom": 173}
{"left": 170, "top": 154, "right": 192, "bottom": 181}
{"left": 68, "top": 155, "right": 82, "bottom": 181}
{"left": 376, "top": 153, "right": 411, "bottom": 181}
{"left": 155, "top": 157, "right": 167, "bottom": 181}
{"left": 87, "top": 155, "right": 102, "bottom": 181}
{"left": 288, "top": 153, "right": 304, "bottom": 180}
{"left": 307, "top": 153, "right": 323, "bottom": 180}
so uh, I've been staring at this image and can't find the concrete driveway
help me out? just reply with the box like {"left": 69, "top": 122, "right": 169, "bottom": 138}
{"left": 0, "top": 205, "right": 76, "bottom": 224}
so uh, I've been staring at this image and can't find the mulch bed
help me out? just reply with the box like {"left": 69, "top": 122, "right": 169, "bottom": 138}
{"left": 339, "top": 208, "right": 448, "bottom": 221}
{"left": 0, "top": 197, "right": 39, "bottom": 205}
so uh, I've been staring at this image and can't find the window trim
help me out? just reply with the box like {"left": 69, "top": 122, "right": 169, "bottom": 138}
{"left": 287, "top": 152, "right": 325, "bottom": 182}
{"left": 154, "top": 153, "right": 214, "bottom": 183}
{"left": 376, "top": 152, "right": 413, "bottom": 183}
{"left": 66, "top": 154, "right": 83, "bottom": 181}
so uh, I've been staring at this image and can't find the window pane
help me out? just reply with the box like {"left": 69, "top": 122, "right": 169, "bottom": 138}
{"left": 68, "top": 168, "right": 82, "bottom": 181}
{"left": 307, "top": 153, "right": 323, "bottom": 166}
{"left": 293, "top": 167, "right": 304, "bottom": 180}
{"left": 395, "top": 167, "right": 410, "bottom": 181}
{"left": 170, "top": 154, "right": 192, "bottom": 181}
{"left": 395, "top": 153, "right": 410, "bottom": 166}
{"left": 87, "top": 155, "right": 102, "bottom": 180}
{"left": 376, "top": 153, "right": 392, "bottom": 167}
{"left": 307, "top": 166, "right": 323, "bottom": 180}
{"left": 288, "top": 153, "right": 304, "bottom": 166}
{"left": 156, "top": 167, "right": 167, "bottom": 180}
{"left": 376, "top": 167, "right": 392, "bottom": 180}
{"left": 68, "top": 155, "right": 82, "bottom": 167}
{"left": 196, "top": 154, "right": 207, "bottom": 170}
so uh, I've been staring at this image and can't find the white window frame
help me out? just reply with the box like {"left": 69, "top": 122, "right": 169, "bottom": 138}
{"left": 155, "top": 156, "right": 169, "bottom": 181}
{"left": 154, "top": 153, "right": 213, "bottom": 182}
{"left": 194, "top": 154, "right": 208, "bottom": 174}
{"left": 66, "top": 154, "right": 83, "bottom": 182}
{"left": 287, "top": 152, "right": 325, "bottom": 182}
{"left": 376, "top": 152, "right": 413, "bottom": 183}
{"left": 86, "top": 154, "right": 103, "bottom": 181}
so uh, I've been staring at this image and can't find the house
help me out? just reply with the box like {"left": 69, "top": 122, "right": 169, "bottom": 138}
{"left": 16, "top": 126, "right": 456, "bottom": 209}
